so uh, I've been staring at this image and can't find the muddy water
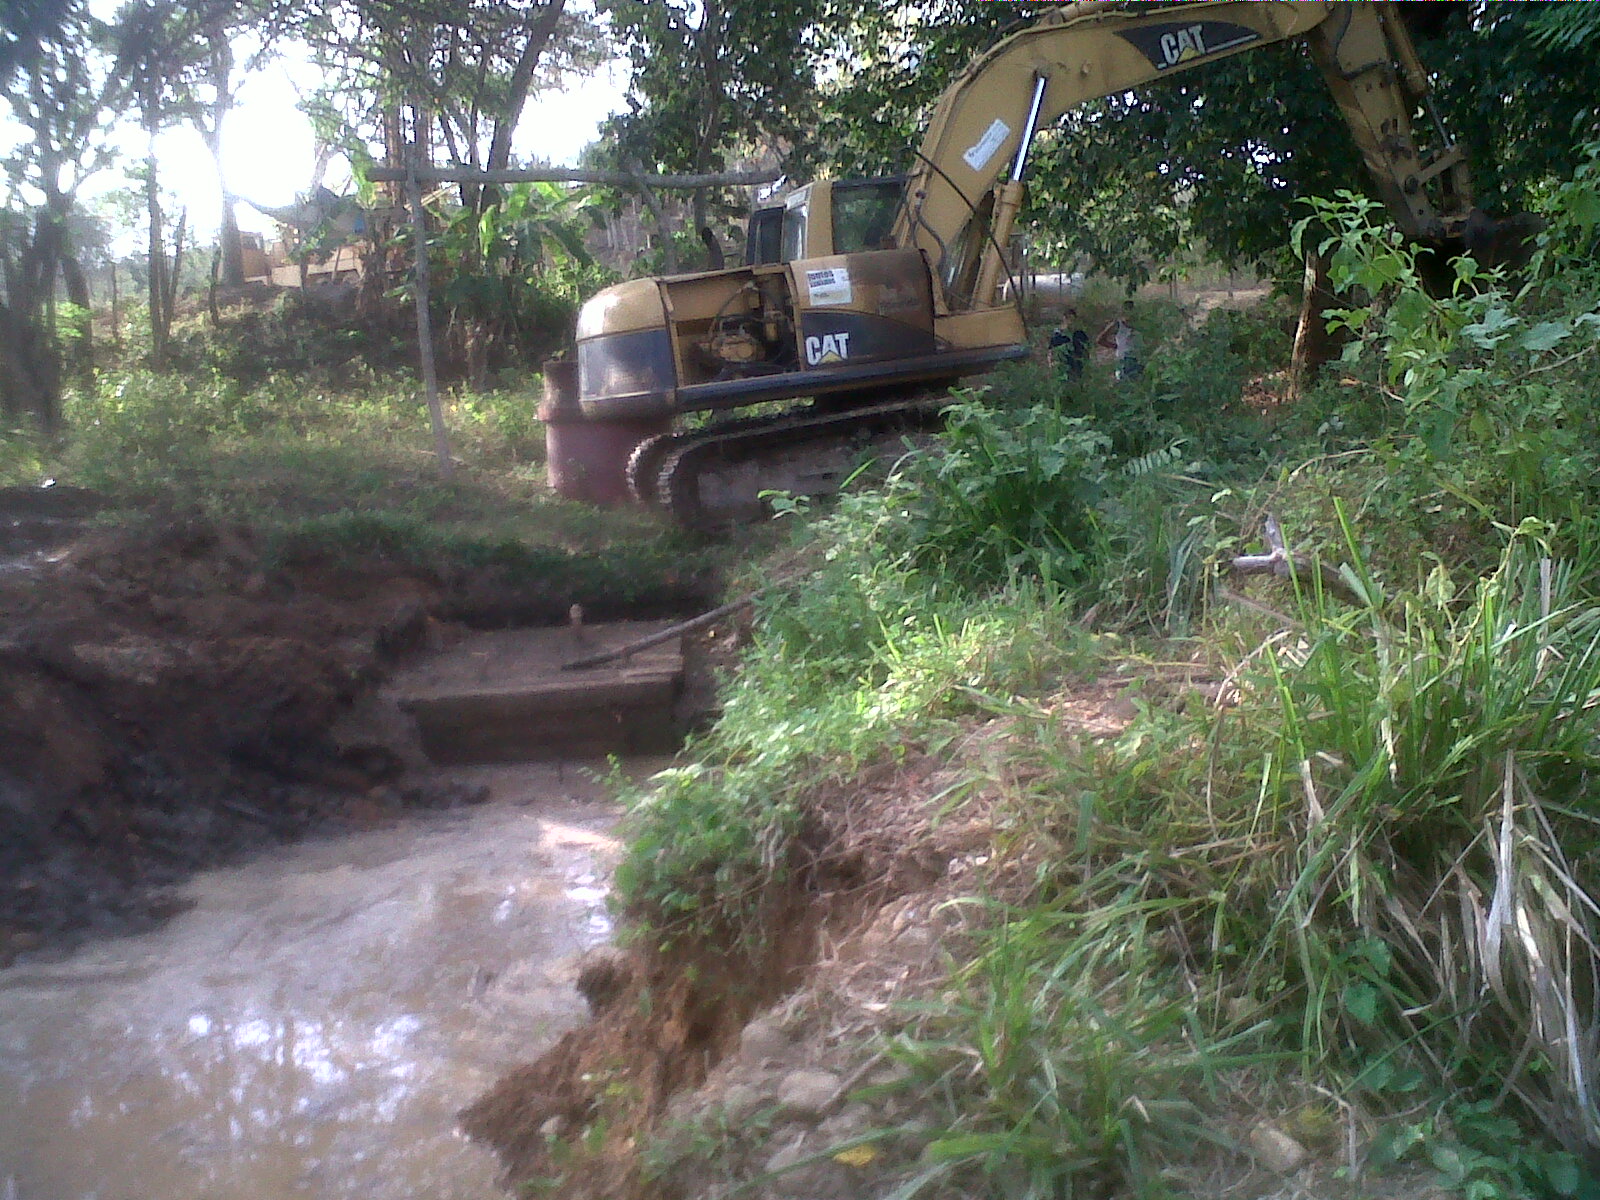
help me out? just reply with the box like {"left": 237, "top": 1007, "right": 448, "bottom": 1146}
{"left": 0, "top": 763, "right": 640, "bottom": 1199}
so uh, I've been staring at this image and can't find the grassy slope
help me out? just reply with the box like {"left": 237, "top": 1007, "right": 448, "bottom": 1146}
{"left": 607, "top": 182, "right": 1600, "bottom": 1199}
{"left": 11, "top": 174, "right": 1600, "bottom": 1198}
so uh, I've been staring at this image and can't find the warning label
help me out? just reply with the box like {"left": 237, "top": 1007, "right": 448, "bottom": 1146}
{"left": 962, "top": 119, "right": 1011, "bottom": 172}
{"left": 805, "top": 267, "right": 853, "bottom": 307}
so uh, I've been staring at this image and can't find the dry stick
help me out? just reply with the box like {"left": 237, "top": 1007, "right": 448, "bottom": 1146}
{"left": 1229, "top": 512, "right": 1366, "bottom": 607}
{"left": 1214, "top": 584, "right": 1300, "bottom": 629}
{"left": 562, "top": 547, "right": 822, "bottom": 671}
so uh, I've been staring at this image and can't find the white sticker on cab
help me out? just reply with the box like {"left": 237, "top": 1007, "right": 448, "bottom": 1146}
{"left": 806, "top": 267, "right": 853, "bottom": 307}
{"left": 962, "top": 119, "right": 1011, "bottom": 172}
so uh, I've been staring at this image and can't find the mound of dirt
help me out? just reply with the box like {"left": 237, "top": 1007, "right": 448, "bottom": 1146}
{"left": 0, "top": 515, "right": 495, "bottom": 961}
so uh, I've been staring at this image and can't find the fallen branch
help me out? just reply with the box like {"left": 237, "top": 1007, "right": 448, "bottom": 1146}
{"left": 562, "top": 591, "right": 765, "bottom": 671}
{"left": 1229, "top": 513, "right": 1367, "bottom": 607}
{"left": 1215, "top": 584, "right": 1301, "bottom": 630}
{"left": 563, "top": 546, "right": 823, "bottom": 671}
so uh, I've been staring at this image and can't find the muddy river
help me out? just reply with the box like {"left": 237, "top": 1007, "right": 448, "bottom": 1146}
{"left": 0, "top": 763, "right": 638, "bottom": 1199}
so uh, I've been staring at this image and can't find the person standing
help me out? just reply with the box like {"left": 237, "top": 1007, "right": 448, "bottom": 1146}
{"left": 1097, "top": 301, "right": 1143, "bottom": 381}
{"left": 1049, "top": 307, "right": 1089, "bottom": 380}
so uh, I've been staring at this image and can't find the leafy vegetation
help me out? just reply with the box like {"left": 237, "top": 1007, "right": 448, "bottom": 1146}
{"left": 0, "top": 303, "right": 716, "bottom": 610}
{"left": 616, "top": 152, "right": 1600, "bottom": 1196}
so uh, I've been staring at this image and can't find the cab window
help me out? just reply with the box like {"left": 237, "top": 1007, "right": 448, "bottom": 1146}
{"left": 780, "top": 206, "right": 808, "bottom": 263}
{"left": 745, "top": 207, "right": 783, "bottom": 265}
{"left": 832, "top": 178, "right": 903, "bottom": 254}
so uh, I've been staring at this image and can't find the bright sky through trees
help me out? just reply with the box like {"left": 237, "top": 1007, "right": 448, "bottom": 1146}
{"left": 1, "top": 8, "right": 626, "bottom": 247}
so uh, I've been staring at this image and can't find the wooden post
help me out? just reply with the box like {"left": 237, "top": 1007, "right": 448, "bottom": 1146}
{"left": 406, "top": 88, "right": 454, "bottom": 479}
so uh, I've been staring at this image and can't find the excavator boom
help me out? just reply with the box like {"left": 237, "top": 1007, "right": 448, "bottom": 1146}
{"left": 906, "top": 0, "right": 1471, "bottom": 316}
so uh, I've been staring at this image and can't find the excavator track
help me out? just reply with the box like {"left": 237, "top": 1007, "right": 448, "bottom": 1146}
{"left": 624, "top": 432, "right": 682, "bottom": 508}
{"left": 654, "top": 396, "right": 946, "bottom": 529}
{"left": 625, "top": 410, "right": 810, "bottom": 508}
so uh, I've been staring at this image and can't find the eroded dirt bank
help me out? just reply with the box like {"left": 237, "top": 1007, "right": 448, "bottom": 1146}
{"left": 460, "top": 739, "right": 1028, "bottom": 1200}
{"left": 0, "top": 505, "right": 709, "bottom": 960}
{"left": 0, "top": 764, "right": 631, "bottom": 1199}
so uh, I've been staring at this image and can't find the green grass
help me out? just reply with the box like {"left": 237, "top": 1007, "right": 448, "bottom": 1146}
{"left": 0, "top": 359, "right": 724, "bottom": 604}
{"left": 615, "top": 556, "right": 1100, "bottom": 942}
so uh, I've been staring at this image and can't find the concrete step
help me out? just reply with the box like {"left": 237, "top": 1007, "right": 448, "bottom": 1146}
{"left": 387, "top": 622, "right": 684, "bottom": 763}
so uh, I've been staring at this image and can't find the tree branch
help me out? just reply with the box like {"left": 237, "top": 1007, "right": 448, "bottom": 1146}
{"left": 484, "top": 0, "right": 566, "bottom": 173}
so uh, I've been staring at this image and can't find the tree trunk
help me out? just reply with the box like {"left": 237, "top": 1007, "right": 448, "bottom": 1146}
{"left": 217, "top": 190, "right": 244, "bottom": 287}
{"left": 1289, "top": 247, "right": 1335, "bottom": 400}
{"left": 690, "top": 0, "right": 724, "bottom": 264}
{"left": 465, "top": 322, "right": 491, "bottom": 393}
{"left": 407, "top": 70, "right": 454, "bottom": 479}
{"left": 165, "top": 208, "right": 186, "bottom": 336}
{"left": 0, "top": 302, "right": 61, "bottom": 434}
{"left": 482, "top": 0, "right": 567, "bottom": 176}
{"left": 146, "top": 139, "right": 169, "bottom": 367}
{"left": 208, "top": 243, "right": 222, "bottom": 326}
{"left": 203, "top": 32, "right": 245, "bottom": 287}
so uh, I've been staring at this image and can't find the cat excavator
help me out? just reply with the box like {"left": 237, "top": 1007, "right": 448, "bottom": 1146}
{"left": 546, "top": 0, "right": 1502, "bottom": 527}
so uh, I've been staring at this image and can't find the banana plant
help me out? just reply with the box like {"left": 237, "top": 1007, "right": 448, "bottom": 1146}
{"left": 428, "top": 181, "right": 605, "bottom": 390}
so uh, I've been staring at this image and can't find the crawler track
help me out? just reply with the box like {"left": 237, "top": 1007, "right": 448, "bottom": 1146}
{"left": 647, "top": 396, "right": 947, "bottom": 529}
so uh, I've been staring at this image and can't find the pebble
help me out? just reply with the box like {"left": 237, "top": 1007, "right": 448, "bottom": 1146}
{"left": 1249, "top": 1121, "right": 1309, "bottom": 1174}
{"left": 738, "top": 1014, "right": 793, "bottom": 1065}
{"left": 776, "top": 1068, "right": 843, "bottom": 1120}
{"left": 763, "top": 1135, "right": 853, "bottom": 1200}
{"left": 816, "top": 1102, "right": 875, "bottom": 1144}
{"left": 720, "top": 1075, "right": 778, "bottom": 1121}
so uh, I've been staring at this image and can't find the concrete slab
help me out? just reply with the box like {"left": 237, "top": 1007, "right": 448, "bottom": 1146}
{"left": 387, "top": 622, "right": 684, "bottom": 764}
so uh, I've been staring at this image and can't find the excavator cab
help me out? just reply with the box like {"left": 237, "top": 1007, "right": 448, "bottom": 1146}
{"left": 744, "top": 178, "right": 907, "bottom": 266}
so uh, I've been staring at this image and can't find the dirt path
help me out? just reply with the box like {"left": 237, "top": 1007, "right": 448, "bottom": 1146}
{"left": 0, "top": 762, "right": 655, "bottom": 1200}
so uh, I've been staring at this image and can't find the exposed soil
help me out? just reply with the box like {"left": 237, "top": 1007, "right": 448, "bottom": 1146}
{"left": 459, "top": 723, "right": 1034, "bottom": 1198}
{"left": 0, "top": 494, "right": 712, "bottom": 963}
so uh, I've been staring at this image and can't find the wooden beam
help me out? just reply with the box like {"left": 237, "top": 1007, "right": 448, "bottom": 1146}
{"left": 365, "top": 165, "right": 782, "bottom": 189}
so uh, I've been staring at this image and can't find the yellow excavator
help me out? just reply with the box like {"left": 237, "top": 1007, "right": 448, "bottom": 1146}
{"left": 544, "top": 0, "right": 1496, "bottom": 526}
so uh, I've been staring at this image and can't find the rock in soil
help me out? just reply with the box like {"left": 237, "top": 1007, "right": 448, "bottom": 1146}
{"left": 775, "top": 1068, "right": 844, "bottom": 1121}
{"left": 1249, "top": 1121, "right": 1311, "bottom": 1174}
{"left": 738, "top": 1013, "right": 796, "bottom": 1066}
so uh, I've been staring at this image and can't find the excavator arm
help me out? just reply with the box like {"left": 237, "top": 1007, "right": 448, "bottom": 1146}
{"left": 894, "top": 0, "right": 1473, "bottom": 312}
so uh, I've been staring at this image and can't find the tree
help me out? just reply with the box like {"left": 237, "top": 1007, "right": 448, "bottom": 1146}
{"left": 114, "top": 0, "right": 208, "bottom": 366}
{"left": 1429, "top": 5, "right": 1600, "bottom": 217}
{"left": 290, "top": 0, "right": 605, "bottom": 206}
{"left": 185, "top": 4, "right": 284, "bottom": 287}
{"left": 598, "top": 0, "right": 820, "bottom": 262}
{"left": 0, "top": 0, "right": 74, "bottom": 83}
{"left": 0, "top": 2, "right": 120, "bottom": 430}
